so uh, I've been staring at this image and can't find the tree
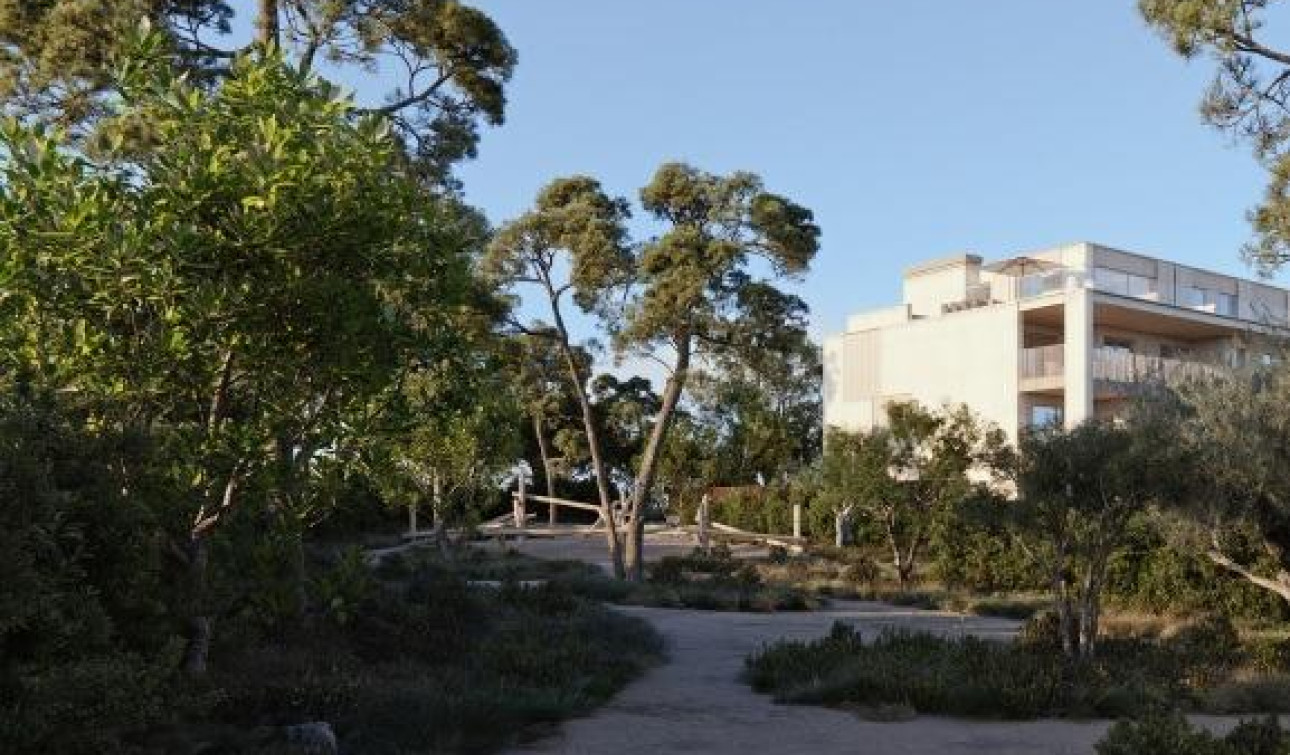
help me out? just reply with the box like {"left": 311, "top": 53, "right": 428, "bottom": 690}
{"left": 491, "top": 164, "right": 819, "bottom": 580}
{"left": 0, "top": 33, "right": 480, "bottom": 671}
{"left": 508, "top": 334, "right": 592, "bottom": 513}
{"left": 690, "top": 286, "right": 822, "bottom": 486}
{"left": 1176, "top": 366, "right": 1290, "bottom": 607}
{"left": 820, "top": 402, "right": 1008, "bottom": 587}
{"left": 819, "top": 427, "right": 899, "bottom": 550}
{"left": 1140, "top": 0, "right": 1290, "bottom": 271}
{"left": 485, "top": 177, "right": 634, "bottom": 577}
{"left": 614, "top": 163, "right": 820, "bottom": 579}
{"left": 0, "top": 0, "right": 516, "bottom": 187}
{"left": 1016, "top": 411, "right": 1187, "bottom": 660}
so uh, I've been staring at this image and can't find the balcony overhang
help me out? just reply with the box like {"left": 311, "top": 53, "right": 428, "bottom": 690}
{"left": 1091, "top": 293, "right": 1261, "bottom": 340}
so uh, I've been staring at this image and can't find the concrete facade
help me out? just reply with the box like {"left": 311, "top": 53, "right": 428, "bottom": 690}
{"left": 823, "top": 242, "right": 1290, "bottom": 441}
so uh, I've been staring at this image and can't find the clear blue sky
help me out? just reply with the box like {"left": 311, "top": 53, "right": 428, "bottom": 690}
{"left": 439, "top": 0, "right": 1277, "bottom": 341}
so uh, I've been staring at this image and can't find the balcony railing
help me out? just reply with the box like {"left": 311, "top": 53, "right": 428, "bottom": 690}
{"left": 1019, "top": 269, "right": 1085, "bottom": 299}
{"left": 1092, "top": 347, "right": 1223, "bottom": 385}
{"left": 1021, "top": 344, "right": 1064, "bottom": 379}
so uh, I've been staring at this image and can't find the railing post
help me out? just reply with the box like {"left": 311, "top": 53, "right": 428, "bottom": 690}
{"left": 515, "top": 476, "right": 527, "bottom": 529}
{"left": 792, "top": 501, "right": 802, "bottom": 540}
{"left": 697, "top": 493, "right": 710, "bottom": 553}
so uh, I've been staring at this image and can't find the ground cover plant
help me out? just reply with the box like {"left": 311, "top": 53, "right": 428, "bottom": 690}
{"left": 185, "top": 548, "right": 662, "bottom": 754}
{"left": 745, "top": 613, "right": 1290, "bottom": 721}
{"left": 399, "top": 544, "right": 820, "bottom": 612}
{"left": 1097, "top": 714, "right": 1290, "bottom": 755}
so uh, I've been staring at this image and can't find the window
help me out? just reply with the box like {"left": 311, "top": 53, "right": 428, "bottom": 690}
{"left": 1180, "top": 285, "right": 1238, "bottom": 315}
{"left": 1159, "top": 344, "right": 1190, "bottom": 360}
{"left": 1030, "top": 405, "right": 1062, "bottom": 429}
{"left": 1093, "top": 267, "right": 1155, "bottom": 299}
{"left": 1181, "top": 286, "right": 1207, "bottom": 309}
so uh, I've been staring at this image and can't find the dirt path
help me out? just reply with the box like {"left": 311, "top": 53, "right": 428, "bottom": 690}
{"left": 505, "top": 601, "right": 1144, "bottom": 755}
{"left": 494, "top": 535, "right": 1256, "bottom": 755}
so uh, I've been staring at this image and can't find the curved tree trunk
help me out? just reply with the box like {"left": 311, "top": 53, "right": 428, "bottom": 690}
{"left": 624, "top": 336, "right": 691, "bottom": 581}
{"left": 548, "top": 303, "right": 624, "bottom": 577}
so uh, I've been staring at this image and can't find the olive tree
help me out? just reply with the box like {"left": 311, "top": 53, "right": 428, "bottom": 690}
{"left": 1017, "top": 411, "right": 1188, "bottom": 660}
{"left": 1177, "top": 367, "right": 1290, "bottom": 607}
{"left": 820, "top": 402, "right": 1009, "bottom": 588}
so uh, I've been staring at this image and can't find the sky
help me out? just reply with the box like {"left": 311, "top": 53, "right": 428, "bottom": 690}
{"left": 427, "top": 0, "right": 1280, "bottom": 342}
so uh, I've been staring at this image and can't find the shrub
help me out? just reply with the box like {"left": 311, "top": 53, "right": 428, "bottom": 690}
{"left": 746, "top": 618, "right": 1287, "bottom": 721}
{"left": 1097, "top": 715, "right": 1290, "bottom": 755}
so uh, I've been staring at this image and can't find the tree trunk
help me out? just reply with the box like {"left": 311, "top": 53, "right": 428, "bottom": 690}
{"left": 624, "top": 336, "right": 692, "bottom": 581}
{"left": 532, "top": 413, "right": 557, "bottom": 524}
{"left": 549, "top": 310, "right": 623, "bottom": 577}
{"left": 182, "top": 529, "right": 212, "bottom": 675}
{"left": 432, "top": 472, "right": 448, "bottom": 555}
{"left": 1207, "top": 539, "right": 1290, "bottom": 606}
{"left": 537, "top": 267, "right": 624, "bottom": 576}
{"left": 256, "top": 0, "right": 280, "bottom": 48}
{"left": 1051, "top": 537, "right": 1076, "bottom": 660}
{"left": 835, "top": 506, "right": 853, "bottom": 548}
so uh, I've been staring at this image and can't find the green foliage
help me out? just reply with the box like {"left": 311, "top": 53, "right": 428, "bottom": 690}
{"left": 0, "top": 0, "right": 516, "bottom": 186}
{"left": 747, "top": 619, "right": 1286, "bottom": 722}
{"left": 1170, "top": 367, "right": 1290, "bottom": 611}
{"left": 819, "top": 402, "right": 1010, "bottom": 583}
{"left": 1098, "top": 715, "right": 1290, "bottom": 755}
{"left": 1017, "top": 410, "right": 1192, "bottom": 659}
{"left": 1107, "top": 517, "right": 1290, "bottom": 622}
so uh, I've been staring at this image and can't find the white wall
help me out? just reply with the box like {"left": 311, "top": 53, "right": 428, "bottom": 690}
{"left": 825, "top": 303, "right": 1022, "bottom": 441}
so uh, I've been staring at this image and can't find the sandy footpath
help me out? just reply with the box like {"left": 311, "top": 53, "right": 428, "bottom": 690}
{"left": 495, "top": 535, "right": 1263, "bottom": 755}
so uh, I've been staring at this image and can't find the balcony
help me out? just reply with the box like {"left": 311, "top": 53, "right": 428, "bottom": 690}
{"left": 1021, "top": 344, "right": 1064, "bottom": 379}
{"left": 1092, "top": 347, "right": 1223, "bottom": 387}
{"left": 1020, "top": 344, "right": 1064, "bottom": 392}
{"left": 1021, "top": 344, "right": 1224, "bottom": 394}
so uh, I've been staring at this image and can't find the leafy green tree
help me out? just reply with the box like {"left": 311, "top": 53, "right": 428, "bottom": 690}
{"left": 365, "top": 343, "right": 520, "bottom": 542}
{"left": 613, "top": 163, "right": 820, "bottom": 579}
{"left": 820, "top": 402, "right": 1008, "bottom": 587}
{"left": 1140, "top": 0, "right": 1290, "bottom": 271}
{"left": 1017, "top": 410, "right": 1188, "bottom": 660}
{"left": 1175, "top": 366, "right": 1290, "bottom": 607}
{"left": 508, "top": 333, "right": 589, "bottom": 510}
{"left": 485, "top": 177, "right": 635, "bottom": 576}
{"left": 0, "top": 33, "right": 479, "bottom": 671}
{"left": 690, "top": 286, "right": 821, "bottom": 486}
{"left": 0, "top": 0, "right": 516, "bottom": 186}
{"left": 491, "top": 164, "right": 819, "bottom": 579}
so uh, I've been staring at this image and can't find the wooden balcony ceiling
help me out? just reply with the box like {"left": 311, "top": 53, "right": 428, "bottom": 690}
{"left": 1093, "top": 299, "right": 1238, "bottom": 339}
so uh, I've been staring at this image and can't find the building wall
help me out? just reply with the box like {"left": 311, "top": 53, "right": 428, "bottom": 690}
{"left": 824, "top": 303, "right": 1021, "bottom": 441}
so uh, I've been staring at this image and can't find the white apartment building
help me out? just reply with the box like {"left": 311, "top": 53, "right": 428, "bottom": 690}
{"left": 823, "top": 242, "right": 1290, "bottom": 441}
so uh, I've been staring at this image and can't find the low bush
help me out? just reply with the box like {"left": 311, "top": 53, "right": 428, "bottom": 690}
{"left": 746, "top": 618, "right": 1290, "bottom": 721}
{"left": 1097, "top": 714, "right": 1290, "bottom": 755}
{"left": 205, "top": 551, "right": 664, "bottom": 754}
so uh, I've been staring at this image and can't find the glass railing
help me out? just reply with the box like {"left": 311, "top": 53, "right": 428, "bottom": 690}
{"left": 1092, "top": 347, "right": 1224, "bottom": 384}
{"left": 1020, "top": 345, "right": 1064, "bottom": 379}
{"left": 1019, "top": 269, "right": 1085, "bottom": 298}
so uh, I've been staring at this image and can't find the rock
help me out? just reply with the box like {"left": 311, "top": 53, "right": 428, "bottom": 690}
{"left": 283, "top": 722, "right": 338, "bottom": 755}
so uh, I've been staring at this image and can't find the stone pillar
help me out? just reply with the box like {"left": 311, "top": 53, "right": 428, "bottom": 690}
{"left": 1064, "top": 286, "right": 1094, "bottom": 428}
